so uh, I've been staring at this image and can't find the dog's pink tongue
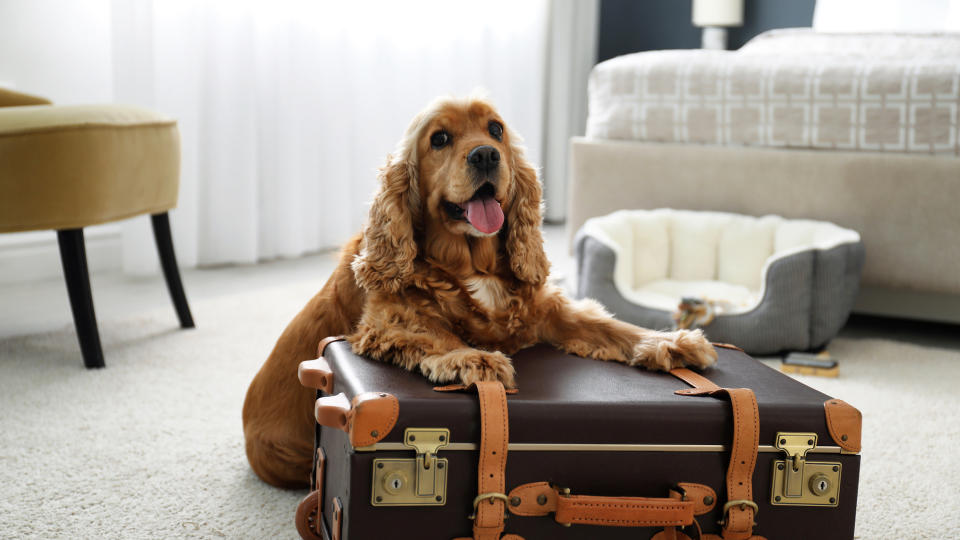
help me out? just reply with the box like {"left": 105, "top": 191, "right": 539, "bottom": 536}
{"left": 464, "top": 196, "right": 504, "bottom": 234}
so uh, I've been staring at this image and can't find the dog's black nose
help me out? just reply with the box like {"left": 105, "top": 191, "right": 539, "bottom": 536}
{"left": 467, "top": 145, "right": 500, "bottom": 174}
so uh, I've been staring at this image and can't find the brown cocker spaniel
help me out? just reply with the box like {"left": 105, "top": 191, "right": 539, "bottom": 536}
{"left": 242, "top": 96, "right": 717, "bottom": 488}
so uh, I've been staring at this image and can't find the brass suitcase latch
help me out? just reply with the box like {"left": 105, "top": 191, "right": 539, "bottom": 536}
{"left": 770, "top": 432, "right": 842, "bottom": 507}
{"left": 371, "top": 428, "right": 448, "bottom": 506}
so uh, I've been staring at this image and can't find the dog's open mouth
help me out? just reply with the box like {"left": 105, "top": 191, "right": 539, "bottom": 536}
{"left": 442, "top": 182, "right": 504, "bottom": 234}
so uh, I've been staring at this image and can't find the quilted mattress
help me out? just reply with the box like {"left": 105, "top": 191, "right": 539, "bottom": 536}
{"left": 586, "top": 29, "right": 960, "bottom": 156}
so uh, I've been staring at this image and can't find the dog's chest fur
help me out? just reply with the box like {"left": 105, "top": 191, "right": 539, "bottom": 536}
{"left": 452, "top": 273, "right": 539, "bottom": 353}
{"left": 421, "top": 239, "right": 539, "bottom": 351}
{"left": 464, "top": 276, "right": 508, "bottom": 312}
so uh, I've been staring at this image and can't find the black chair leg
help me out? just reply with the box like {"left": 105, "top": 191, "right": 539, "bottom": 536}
{"left": 57, "top": 228, "right": 105, "bottom": 369}
{"left": 151, "top": 212, "right": 195, "bottom": 328}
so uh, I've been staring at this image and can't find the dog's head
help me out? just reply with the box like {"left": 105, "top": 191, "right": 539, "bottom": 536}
{"left": 352, "top": 96, "right": 548, "bottom": 292}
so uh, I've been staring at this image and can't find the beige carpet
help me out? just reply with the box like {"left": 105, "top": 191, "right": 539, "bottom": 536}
{"left": 1, "top": 281, "right": 958, "bottom": 539}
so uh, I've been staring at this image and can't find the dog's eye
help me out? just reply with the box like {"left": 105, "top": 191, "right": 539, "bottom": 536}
{"left": 488, "top": 121, "right": 503, "bottom": 141}
{"left": 430, "top": 130, "right": 450, "bottom": 149}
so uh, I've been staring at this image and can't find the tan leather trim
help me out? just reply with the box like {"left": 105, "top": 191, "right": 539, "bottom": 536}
{"left": 722, "top": 389, "right": 760, "bottom": 539}
{"left": 555, "top": 493, "right": 694, "bottom": 527}
{"left": 315, "top": 448, "right": 327, "bottom": 537}
{"left": 506, "top": 482, "right": 556, "bottom": 517}
{"left": 313, "top": 391, "right": 399, "bottom": 446}
{"left": 294, "top": 447, "right": 328, "bottom": 539}
{"left": 472, "top": 381, "right": 510, "bottom": 540}
{"left": 711, "top": 342, "right": 744, "bottom": 352}
{"left": 651, "top": 529, "right": 693, "bottom": 540}
{"left": 316, "top": 447, "right": 326, "bottom": 499}
{"left": 451, "top": 381, "right": 513, "bottom": 540}
{"left": 434, "top": 384, "right": 519, "bottom": 395}
{"left": 331, "top": 497, "right": 342, "bottom": 540}
{"left": 508, "top": 482, "right": 712, "bottom": 519}
{"left": 348, "top": 392, "right": 399, "bottom": 448}
{"left": 314, "top": 393, "right": 350, "bottom": 431}
{"left": 317, "top": 335, "right": 347, "bottom": 357}
{"left": 294, "top": 490, "right": 322, "bottom": 540}
{"left": 824, "top": 399, "right": 862, "bottom": 453}
{"left": 670, "top": 368, "right": 721, "bottom": 394}
{"left": 676, "top": 482, "right": 717, "bottom": 515}
{"left": 506, "top": 483, "right": 695, "bottom": 527}
{"left": 298, "top": 357, "right": 335, "bottom": 393}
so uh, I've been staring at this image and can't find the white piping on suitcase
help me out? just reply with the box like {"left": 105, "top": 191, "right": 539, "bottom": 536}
{"left": 356, "top": 442, "right": 854, "bottom": 454}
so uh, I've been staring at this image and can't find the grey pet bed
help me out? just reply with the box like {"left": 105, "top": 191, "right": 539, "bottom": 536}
{"left": 574, "top": 209, "right": 865, "bottom": 355}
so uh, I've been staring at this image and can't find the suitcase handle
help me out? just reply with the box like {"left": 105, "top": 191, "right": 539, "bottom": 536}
{"left": 505, "top": 481, "right": 716, "bottom": 528}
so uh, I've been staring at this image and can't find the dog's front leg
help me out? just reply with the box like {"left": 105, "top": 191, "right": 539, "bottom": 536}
{"left": 348, "top": 301, "right": 517, "bottom": 388}
{"left": 535, "top": 287, "right": 717, "bottom": 371}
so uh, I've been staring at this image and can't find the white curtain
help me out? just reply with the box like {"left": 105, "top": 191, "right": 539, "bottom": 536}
{"left": 542, "top": 0, "right": 598, "bottom": 223}
{"left": 110, "top": 0, "right": 550, "bottom": 273}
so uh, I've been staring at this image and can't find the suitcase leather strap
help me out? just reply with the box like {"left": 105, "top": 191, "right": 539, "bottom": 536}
{"left": 451, "top": 381, "right": 519, "bottom": 540}
{"left": 670, "top": 368, "right": 764, "bottom": 540}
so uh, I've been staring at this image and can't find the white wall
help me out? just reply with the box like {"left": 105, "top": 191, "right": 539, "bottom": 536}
{"left": 0, "top": 0, "right": 114, "bottom": 103}
{"left": 0, "top": 0, "right": 119, "bottom": 284}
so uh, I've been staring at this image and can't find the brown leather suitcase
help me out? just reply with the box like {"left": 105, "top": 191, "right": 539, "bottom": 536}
{"left": 295, "top": 338, "right": 861, "bottom": 540}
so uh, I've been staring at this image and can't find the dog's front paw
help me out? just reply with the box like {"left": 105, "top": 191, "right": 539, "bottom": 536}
{"left": 458, "top": 350, "right": 517, "bottom": 389}
{"left": 421, "top": 349, "right": 517, "bottom": 389}
{"left": 634, "top": 329, "right": 718, "bottom": 371}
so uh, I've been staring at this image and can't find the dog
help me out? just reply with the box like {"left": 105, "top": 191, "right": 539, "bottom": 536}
{"left": 242, "top": 96, "right": 718, "bottom": 488}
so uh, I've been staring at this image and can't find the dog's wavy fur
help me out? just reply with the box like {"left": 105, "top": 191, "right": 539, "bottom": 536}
{"left": 242, "top": 96, "right": 717, "bottom": 488}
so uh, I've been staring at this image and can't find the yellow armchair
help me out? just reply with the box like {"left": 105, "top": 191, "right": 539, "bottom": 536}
{"left": 0, "top": 88, "right": 193, "bottom": 368}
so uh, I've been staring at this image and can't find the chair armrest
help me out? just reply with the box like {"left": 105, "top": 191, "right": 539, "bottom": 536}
{"left": 0, "top": 87, "right": 52, "bottom": 107}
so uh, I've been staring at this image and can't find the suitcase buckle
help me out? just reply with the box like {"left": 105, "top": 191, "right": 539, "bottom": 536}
{"left": 467, "top": 492, "right": 510, "bottom": 520}
{"left": 718, "top": 499, "right": 758, "bottom": 528}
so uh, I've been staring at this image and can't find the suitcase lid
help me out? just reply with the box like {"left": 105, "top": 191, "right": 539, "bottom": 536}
{"left": 321, "top": 341, "right": 843, "bottom": 450}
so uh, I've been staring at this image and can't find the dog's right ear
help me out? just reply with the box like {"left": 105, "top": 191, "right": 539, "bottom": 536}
{"left": 351, "top": 157, "right": 418, "bottom": 293}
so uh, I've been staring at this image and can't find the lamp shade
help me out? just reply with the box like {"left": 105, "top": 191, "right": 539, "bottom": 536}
{"left": 692, "top": 0, "right": 744, "bottom": 27}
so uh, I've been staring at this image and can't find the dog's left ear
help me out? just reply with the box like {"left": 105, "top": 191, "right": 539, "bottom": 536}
{"left": 505, "top": 149, "right": 549, "bottom": 287}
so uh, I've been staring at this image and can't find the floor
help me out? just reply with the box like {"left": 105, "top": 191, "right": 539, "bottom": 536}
{"left": 2, "top": 223, "right": 957, "bottom": 352}
{"left": 2, "top": 224, "right": 959, "bottom": 539}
